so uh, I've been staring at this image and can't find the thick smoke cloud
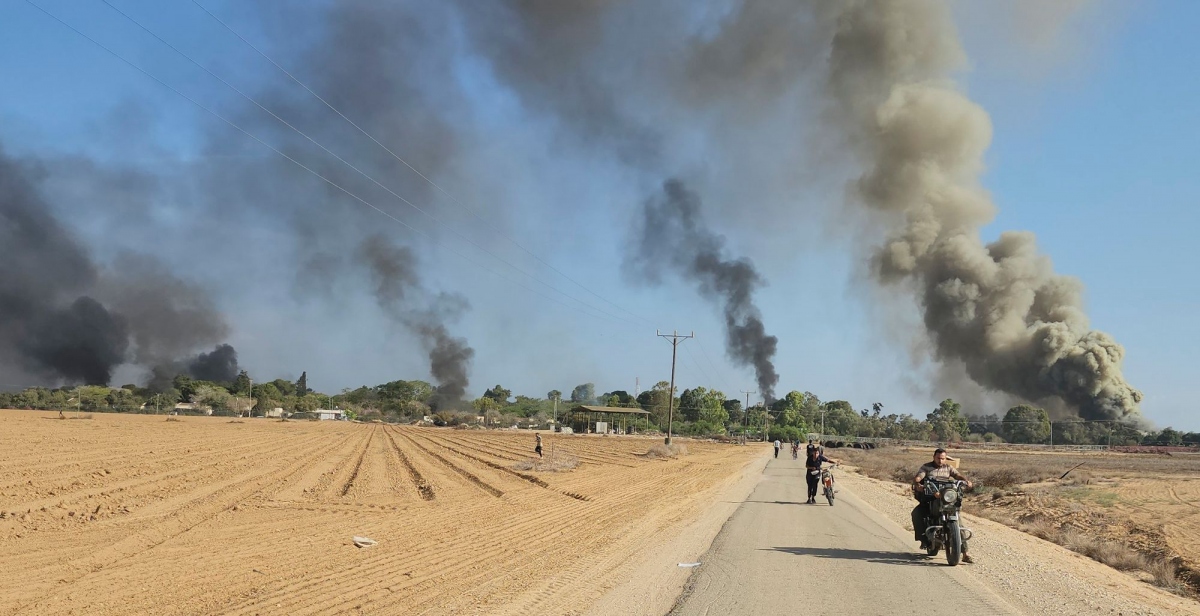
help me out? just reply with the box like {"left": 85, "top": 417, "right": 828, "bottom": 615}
{"left": 823, "top": 0, "right": 1141, "bottom": 420}
{"left": 358, "top": 235, "right": 474, "bottom": 406}
{"left": 5, "top": 0, "right": 1137, "bottom": 420}
{"left": 627, "top": 179, "right": 779, "bottom": 401}
{"left": 456, "top": 0, "right": 1137, "bottom": 420}
{"left": 0, "top": 146, "right": 236, "bottom": 388}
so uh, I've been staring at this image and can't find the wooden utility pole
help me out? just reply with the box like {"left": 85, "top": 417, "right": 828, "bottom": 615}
{"left": 740, "top": 390, "right": 756, "bottom": 432}
{"left": 657, "top": 330, "right": 694, "bottom": 446}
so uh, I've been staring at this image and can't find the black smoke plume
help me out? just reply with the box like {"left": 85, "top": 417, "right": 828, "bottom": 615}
{"left": 0, "top": 145, "right": 236, "bottom": 388}
{"left": 627, "top": 179, "right": 779, "bottom": 401}
{"left": 358, "top": 235, "right": 474, "bottom": 406}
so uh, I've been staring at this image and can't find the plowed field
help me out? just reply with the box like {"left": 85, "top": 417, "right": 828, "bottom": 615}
{"left": 0, "top": 411, "right": 760, "bottom": 615}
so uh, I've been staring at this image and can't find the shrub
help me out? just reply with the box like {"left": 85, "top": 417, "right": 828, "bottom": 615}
{"left": 642, "top": 443, "right": 688, "bottom": 458}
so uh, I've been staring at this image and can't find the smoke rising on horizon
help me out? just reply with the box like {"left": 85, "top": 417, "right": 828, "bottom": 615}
{"left": 3, "top": 0, "right": 1142, "bottom": 421}
{"left": 358, "top": 235, "right": 474, "bottom": 406}
{"left": 462, "top": 0, "right": 1140, "bottom": 421}
{"left": 0, "top": 147, "right": 238, "bottom": 388}
{"left": 627, "top": 179, "right": 779, "bottom": 402}
{"left": 823, "top": 0, "right": 1142, "bottom": 421}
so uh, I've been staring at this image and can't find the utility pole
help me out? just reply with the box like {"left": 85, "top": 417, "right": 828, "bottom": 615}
{"left": 740, "top": 390, "right": 755, "bottom": 423}
{"left": 657, "top": 330, "right": 694, "bottom": 446}
{"left": 552, "top": 392, "right": 559, "bottom": 427}
{"left": 820, "top": 408, "right": 827, "bottom": 440}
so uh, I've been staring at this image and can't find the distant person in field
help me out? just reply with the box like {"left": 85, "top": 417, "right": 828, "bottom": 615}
{"left": 773, "top": 439, "right": 781, "bottom": 458}
{"left": 535, "top": 433, "right": 543, "bottom": 459}
{"left": 804, "top": 448, "right": 841, "bottom": 504}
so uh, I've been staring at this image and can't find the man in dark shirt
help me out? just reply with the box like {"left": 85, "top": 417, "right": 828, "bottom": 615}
{"left": 804, "top": 448, "right": 841, "bottom": 504}
{"left": 911, "top": 448, "right": 974, "bottom": 562}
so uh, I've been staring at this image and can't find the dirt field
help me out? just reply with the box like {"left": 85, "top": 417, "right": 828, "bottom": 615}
{"left": 838, "top": 446, "right": 1200, "bottom": 595}
{"left": 0, "top": 410, "right": 761, "bottom": 615}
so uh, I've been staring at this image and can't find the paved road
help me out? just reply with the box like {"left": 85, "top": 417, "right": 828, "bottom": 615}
{"left": 670, "top": 455, "right": 1020, "bottom": 615}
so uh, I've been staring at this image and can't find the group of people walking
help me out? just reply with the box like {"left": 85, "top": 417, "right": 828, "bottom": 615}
{"left": 775, "top": 438, "right": 841, "bottom": 503}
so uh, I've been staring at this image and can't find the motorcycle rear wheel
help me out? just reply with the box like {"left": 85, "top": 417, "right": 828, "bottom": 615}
{"left": 946, "top": 520, "right": 962, "bottom": 566}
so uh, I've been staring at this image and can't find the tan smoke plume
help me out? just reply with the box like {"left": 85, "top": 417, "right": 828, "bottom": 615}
{"left": 826, "top": 0, "right": 1141, "bottom": 421}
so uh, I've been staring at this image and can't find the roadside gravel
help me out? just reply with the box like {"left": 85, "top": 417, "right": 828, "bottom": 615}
{"left": 839, "top": 468, "right": 1200, "bottom": 616}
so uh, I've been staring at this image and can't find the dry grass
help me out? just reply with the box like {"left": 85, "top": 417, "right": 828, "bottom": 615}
{"left": 641, "top": 443, "right": 689, "bottom": 458}
{"left": 837, "top": 445, "right": 1198, "bottom": 596}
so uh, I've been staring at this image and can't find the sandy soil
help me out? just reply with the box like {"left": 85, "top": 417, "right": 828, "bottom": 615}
{"left": 0, "top": 410, "right": 761, "bottom": 615}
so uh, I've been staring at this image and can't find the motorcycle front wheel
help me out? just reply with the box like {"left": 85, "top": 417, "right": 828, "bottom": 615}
{"left": 824, "top": 485, "right": 834, "bottom": 506}
{"left": 945, "top": 520, "right": 962, "bottom": 566}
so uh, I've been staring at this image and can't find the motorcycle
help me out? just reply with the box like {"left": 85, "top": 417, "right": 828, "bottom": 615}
{"left": 919, "top": 478, "right": 973, "bottom": 566}
{"left": 821, "top": 465, "right": 836, "bottom": 506}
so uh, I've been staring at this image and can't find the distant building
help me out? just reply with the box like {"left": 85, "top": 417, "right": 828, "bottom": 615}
{"left": 265, "top": 407, "right": 285, "bottom": 418}
{"left": 173, "top": 402, "right": 211, "bottom": 416}
{"left": 315, "top": 409, "right": 343, "bottom": 421}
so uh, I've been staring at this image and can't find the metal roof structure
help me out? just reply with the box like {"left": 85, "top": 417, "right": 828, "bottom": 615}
{"left": 569, "top": 405, "right": 650, "bottom": 415}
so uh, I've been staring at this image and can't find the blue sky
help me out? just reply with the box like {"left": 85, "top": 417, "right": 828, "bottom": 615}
{"left": 1, "top": 1, "right": 1196, "bottom": 430}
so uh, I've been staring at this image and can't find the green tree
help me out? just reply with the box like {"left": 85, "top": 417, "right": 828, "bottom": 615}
{"left": 678, "top": 387, "right": 728, "bottom": 425}
{"left": 483, "top": 384, "right": 512, "bottom": 405}
{"left": 295, "top": 372, "right": 308, "bottom": 397}
{"left": 821, "top": 401, "right": 860, "bottom": 436}
{"left": 232, "top": 370, "right": 252, "bottom": 396}
{"left": 192, "top": 385, "right": 232, "bottom": 414}
{"left": 473, "top": 396, "right": 502, "bottom": 413}
{"left": 172, "top": 374, "right": 197, "bottom": 401}
{"left": 637, "top": 381, "right": 675, "bottom": 428}
{"left": 927, "top": 399, "right": 968, "bottom": 442}
{"left": 723, "top": 399, "right": 744, "bottom": 425}
{"left": 547, "top": 390, "right": 562, "bottom": 402}
{"left": 1001, "top": 405, "right": 1050, "bottom": 444}
{"left": 602, "top": 390, "right": 634, "bottom": 406}
{"left": 570, "top": 383, "right": 596, "bottom": 404}
{"left": 271, "top": 378, "right": 296, "bottom": 397}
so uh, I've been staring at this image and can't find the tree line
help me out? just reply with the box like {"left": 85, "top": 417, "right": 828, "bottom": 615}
{"left": 1, "top": 375, "right": 1193, "bottom": 446}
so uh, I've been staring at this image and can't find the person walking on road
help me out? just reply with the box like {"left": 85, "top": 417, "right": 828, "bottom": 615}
{"left": 535, "top": 433, "right": 543, "bottom": 459}
{"left": 773, "top": 439, "right": 781, "bottom": 458}
{"left": 804, "top": 448, "right": 840, "bottom": 504}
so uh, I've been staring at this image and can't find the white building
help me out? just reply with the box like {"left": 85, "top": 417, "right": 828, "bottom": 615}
{"left": 315, "top": 409, "right": 344, "bottom": 421}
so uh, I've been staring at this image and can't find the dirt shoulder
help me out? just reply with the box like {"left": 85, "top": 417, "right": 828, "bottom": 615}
{"left": 839, "top": 469, "right": 1200, "bottom": 615}
{"left": 582, "top": 449, "right": 771, "bottom": 616}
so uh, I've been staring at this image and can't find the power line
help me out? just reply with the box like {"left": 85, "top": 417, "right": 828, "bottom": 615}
{"left": 187, "top": 0, "right": 657, "bottom": 329}
{"left": 96, "top": 0, "right": 643, "bottom": 330}
{"left": 22, "top": 0, "right": 641, "bottom": 332}
{"left": 694, "top": 335, "right": 736, "bottom": 395}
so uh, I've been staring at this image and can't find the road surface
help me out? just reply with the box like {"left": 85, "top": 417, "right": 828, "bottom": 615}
{"left": 670, "top": 455, "right": 1020, "bottom": 615}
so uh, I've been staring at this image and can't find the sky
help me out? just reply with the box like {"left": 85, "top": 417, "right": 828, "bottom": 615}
{"left": 0, "top": 0, "right": 1196, "bottom": 430}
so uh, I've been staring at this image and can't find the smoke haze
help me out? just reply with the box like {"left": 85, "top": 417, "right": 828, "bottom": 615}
{"left": 2, "top": 0, "right": 1143, "bottom": 422}
{"left": 0, "top": 147, "right": 236, "bottom": 388}
{"left": 627, "top": 179, "right": 779, "bottom": 401}
{"left": 358, "top": 235, "right": 474, "bottom": 405}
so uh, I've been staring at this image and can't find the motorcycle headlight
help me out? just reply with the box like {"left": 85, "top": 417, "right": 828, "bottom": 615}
{"left": 942, "top": 488, "right": 958, "bottom": 503}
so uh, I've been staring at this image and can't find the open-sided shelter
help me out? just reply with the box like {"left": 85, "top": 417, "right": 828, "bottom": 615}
{"left": 567, "top": 405, "right": 650, "bottom": 434}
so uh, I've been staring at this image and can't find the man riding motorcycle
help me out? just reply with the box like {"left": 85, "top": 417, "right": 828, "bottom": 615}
{"left": 912, "top": 448, "right": 974, "bottom": 563}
